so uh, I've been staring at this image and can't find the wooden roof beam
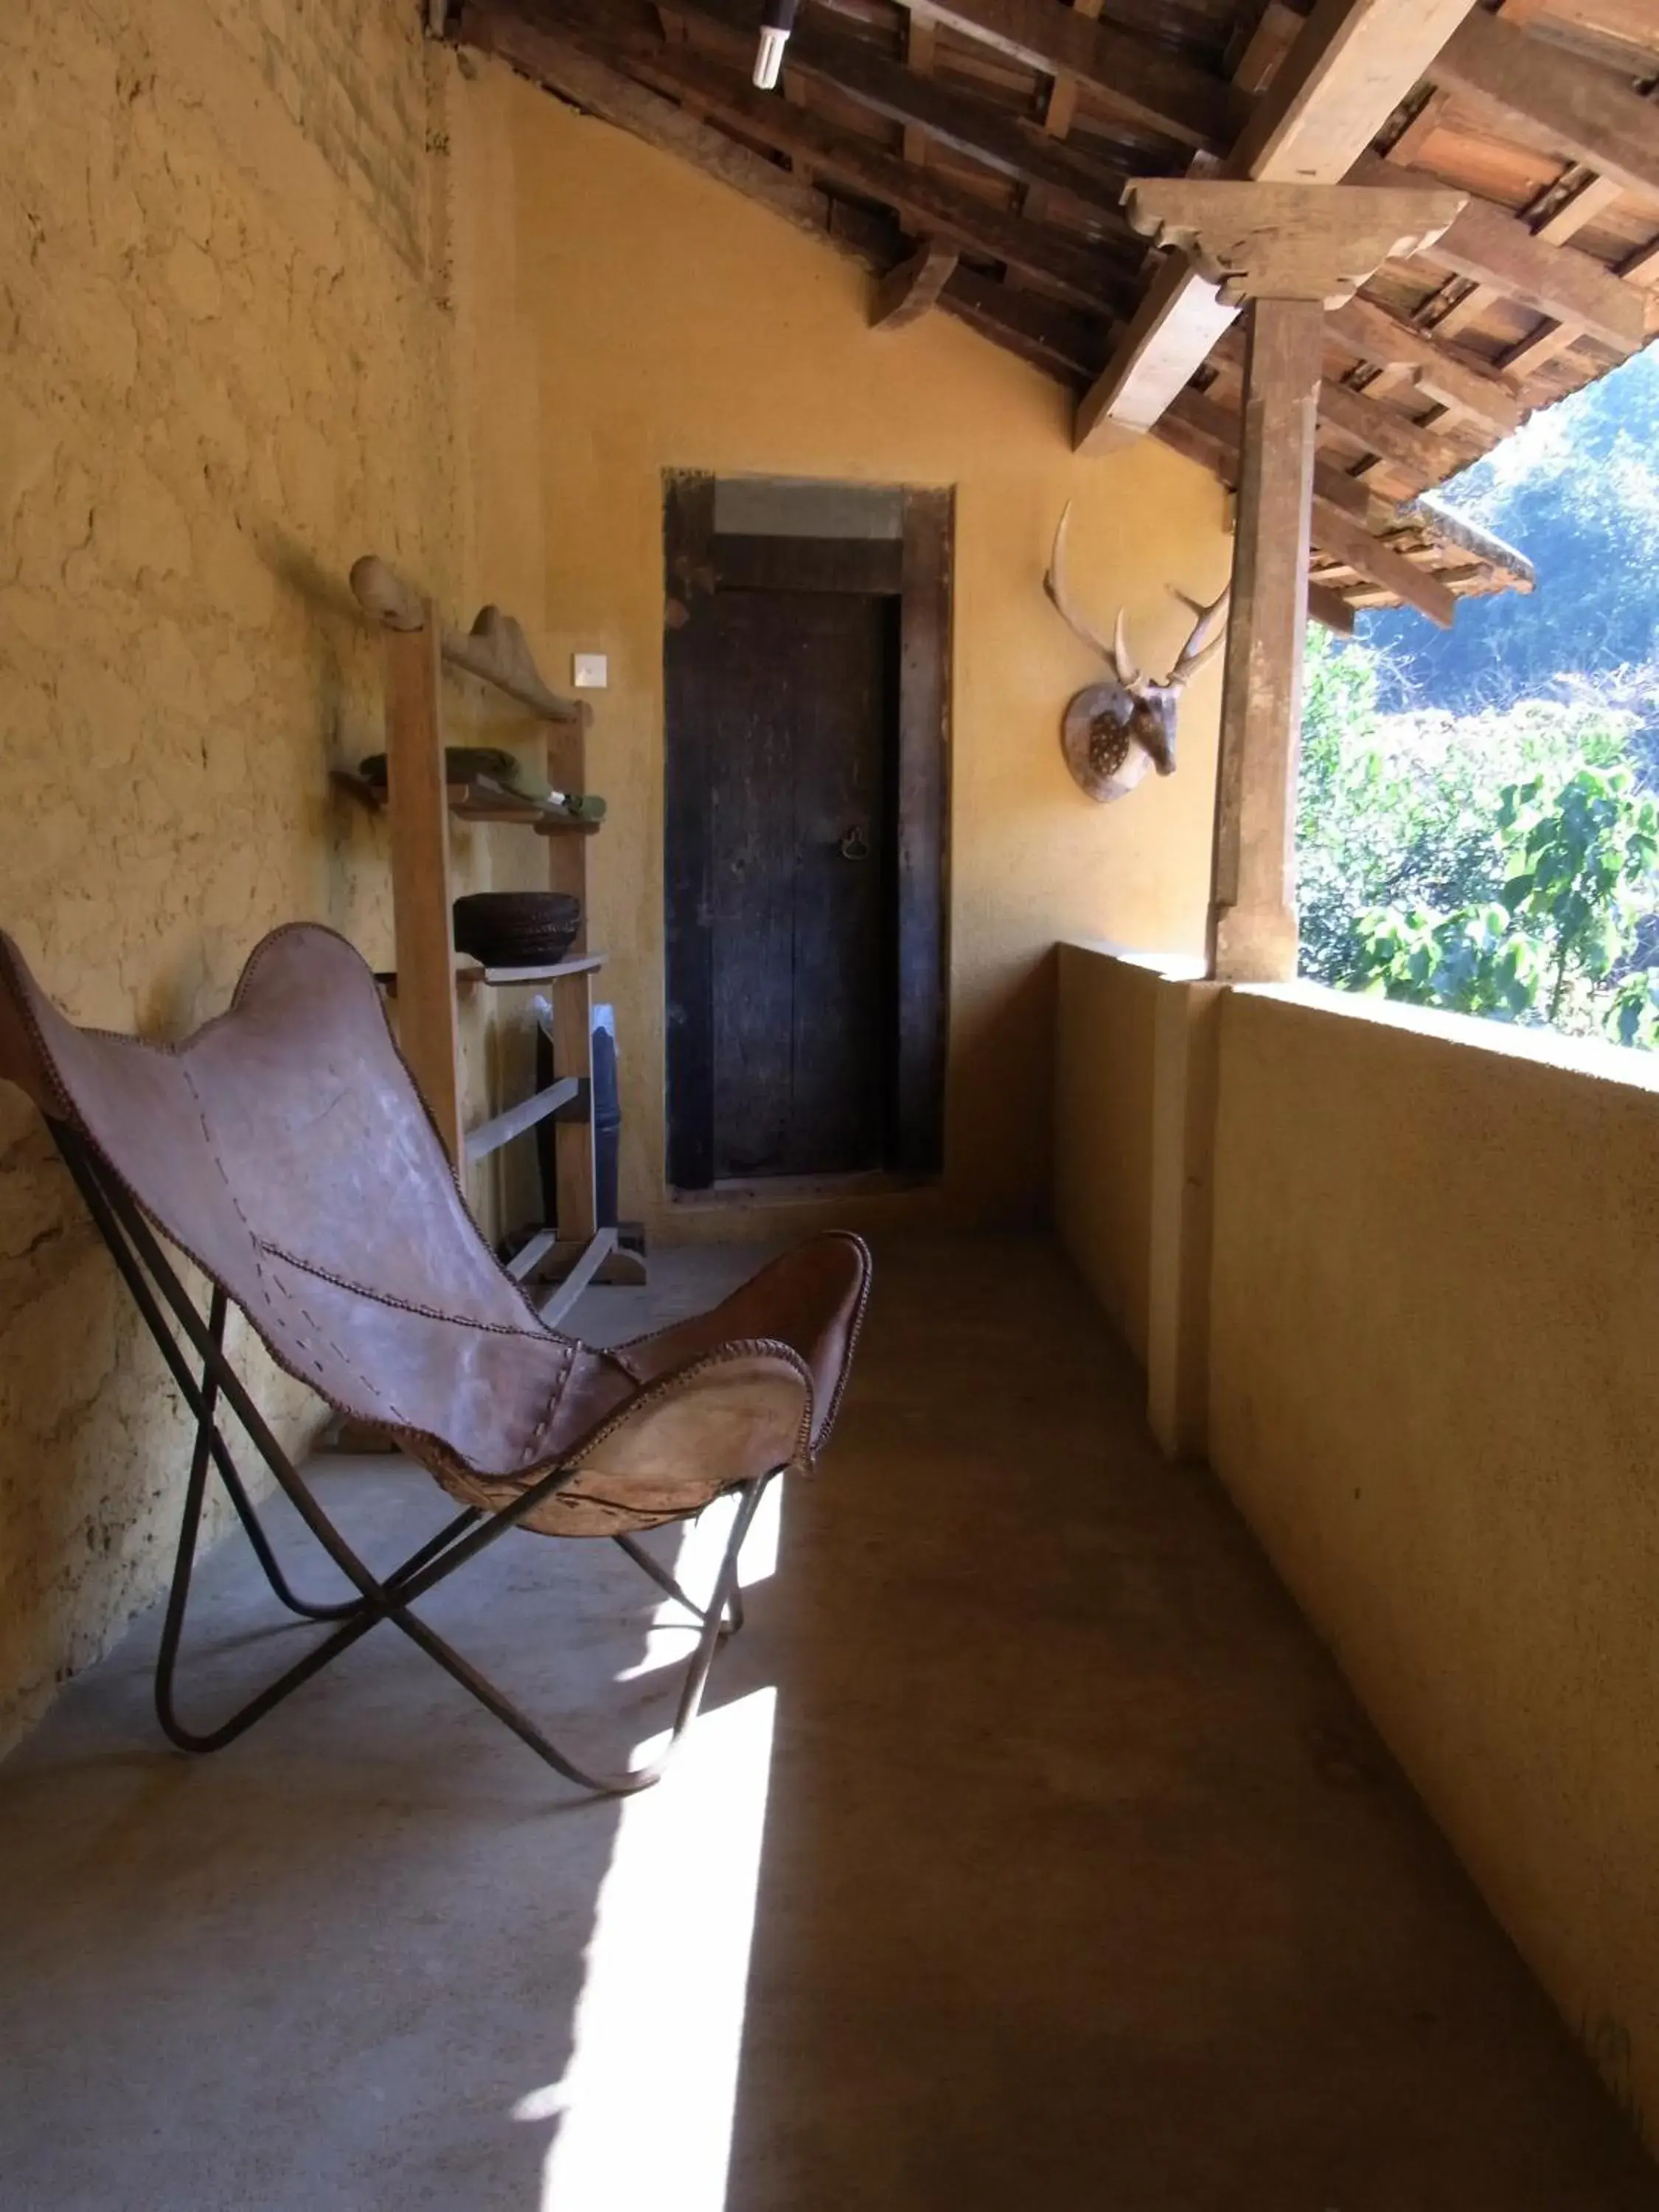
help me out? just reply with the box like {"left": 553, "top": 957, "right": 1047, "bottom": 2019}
{"left": 1161, "top": 390, "right": 1458, "bottom": 623}
{"left": 1346, "top": 154, "right": 1645, "bottom": 352}
{"left": 902, "top": 11, "right": 936, "bottom": 169}
{"left": 1171, "top": 389, "right": 1379, "bottom": 522}
{"left": 465, "top": 4, "right": 835, "bottom": 240}
{"left": 883, "top": 0, "right": 1242, "bottom": 153}
{"left": 872, "top": 241, "right": 960, "bottom": 330}
{"left": 655, "top": 0, "right": 1135, "bottom": 211}
{"left": 939, "top": 267, "right": 1112, "bottom": 383}
{"left": 462, "top": 4, "right": 1120, "bottom": 399}
{"left": 1308, "top": 495, "right": 1456, "bottom": 624}
{"left": 1309, "top": 582, "right": 1358, "bottom": 633}
{"left": 1075, "top": 0, "right": 1484, "bottom": 451}
{"left": 1326, "top": 293, "right": 1523, "bottom": 431}
{"left": 1313, "top": 371, "right": 1464, "bottom": 484}
{"left": 523, "top": 1, "right": 1139, "bottom": 316}
{"left": 1431, "top": 10, "right": 1659, "bottom": 205}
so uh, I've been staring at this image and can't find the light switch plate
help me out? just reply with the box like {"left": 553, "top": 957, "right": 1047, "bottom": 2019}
{"left": 572, "top": 651, "right": 608, "bottom": 689}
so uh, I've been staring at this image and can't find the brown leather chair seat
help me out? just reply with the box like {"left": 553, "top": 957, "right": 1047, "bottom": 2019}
{"left": 0, "top": 923, "right": 872, "bottom": 1791}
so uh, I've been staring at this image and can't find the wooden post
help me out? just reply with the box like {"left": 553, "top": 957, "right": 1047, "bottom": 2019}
{"left": 548, "top": 967, "right": 597, "bottom": 1244}
{"left": 383, "top": 608, "right": 464, "bottom": 1160}
{"left": 545, "top": 719, "right": 597, "bottom": 1242}
{"left": 1107, "top": 181, "right": 1467, "bottom": 984}
{"left": 1208, "top": 296, "right": 1323, "bottom": 982}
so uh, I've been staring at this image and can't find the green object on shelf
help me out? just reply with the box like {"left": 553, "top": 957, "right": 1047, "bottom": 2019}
{"left": 358, "top": 748, "right": 605, "bottom": 822}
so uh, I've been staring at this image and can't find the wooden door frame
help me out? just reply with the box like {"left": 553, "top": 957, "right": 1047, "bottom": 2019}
{"left": 663, "top": 470, "right": 953, "bottom": 1189}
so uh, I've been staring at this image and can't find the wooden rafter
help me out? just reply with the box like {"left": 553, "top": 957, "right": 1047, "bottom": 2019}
{"left": 1163, "top": 387, "right": 1461, "bottom": 625}
{"left": 469, "top": 6, "right": 833, "bottom": 237}
{"left": 1346, "top": 154, "right": 1645, "bottom": 352}
{"left": 872, "top": 240, "right": 961, "bottom": 327}
{"left": 1326, "top": 294, "right": 1523, "bottom": 432}
{"left": 902, "top": 10, "right": 935, "bottom": 167}
{"left": 1074, "top": 0, "right": 1484, "bottom": 449}
{"left": 938, "top": 265, "right": 1111, "bottom": 380}
{"left": 650, "top": 0, "right": 1135, "bottom": 209}
{"left": 1308, "top": 494, "right": 1456, "bottom": 625}
{"left": 460, "top": 0, "right": 1659, "bottom": 619}
{"left": 465, "top": 4, "right": 1111, "bottom": 392}
{"left": 1432, "top": 10, "right": 1659, "bottom": 204}
{"left": 1309, "top": 582, "right": 1357, "bottom": 633}
{"left": 882, "top": 0, "right": 1242, "bottom": 152}
{"left": 1171, "top": 388, "right": 1374, "bottom": 521}
{"left": 1312, "top": 372, "right": 1463, "bottom": 484}
{"left": 523, "top": 0, "right": 1140, "bottom": 314}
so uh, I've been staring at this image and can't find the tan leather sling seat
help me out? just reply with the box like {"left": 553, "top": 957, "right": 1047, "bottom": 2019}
{"left": 0, "top": 922, "right": 871, "bottom": 1792}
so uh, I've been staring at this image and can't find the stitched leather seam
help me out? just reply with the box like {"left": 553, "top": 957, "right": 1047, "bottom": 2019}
{"left": 508, "top": 1337, "right": 816, "bottom": 1491}
{"left": 613, "top": 1234, "right": 872, "bottom": 1453}
{"left": 14, "top": 921, "right": 554, "bottom": 1334}
{"left": 257, "top": 1237, "right": 567, "bottom": 1346}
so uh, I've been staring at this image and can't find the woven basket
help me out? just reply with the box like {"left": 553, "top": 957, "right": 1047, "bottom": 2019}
{"left": 452, "top": 891, "right": 582, "bottom": 968}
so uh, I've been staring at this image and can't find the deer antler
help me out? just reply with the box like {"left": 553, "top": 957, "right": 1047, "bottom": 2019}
{"left": 1044, "top": 504, "right": 1141, "bottom": 687}
{"left": 1164, "top": 584, "right": 1230, "bottom": 686}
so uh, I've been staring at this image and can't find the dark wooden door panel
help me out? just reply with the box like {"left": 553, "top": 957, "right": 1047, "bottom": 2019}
{"left": 664, "top": 472, "right": 718, "bottom": 1192}
{"left": 701, "top": 588, "right": 891, "bottom": 1178}
{"left": 665, "top": 473, "right": 950, "bottom": 1192}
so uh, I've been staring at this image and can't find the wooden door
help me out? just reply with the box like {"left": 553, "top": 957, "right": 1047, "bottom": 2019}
{"left": 665, "top": 475, "right": 951, "bottom": 1192}
{"left": 675, "top": 585, "right": 895, "bottom": 1180}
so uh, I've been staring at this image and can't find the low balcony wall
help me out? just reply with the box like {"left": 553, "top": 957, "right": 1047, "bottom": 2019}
{"left": 1055, "top": 941, "right": 1659, "bottom": 2143}
{"left": 1053, "top": 945, "right": 1170, "bottom": 1368}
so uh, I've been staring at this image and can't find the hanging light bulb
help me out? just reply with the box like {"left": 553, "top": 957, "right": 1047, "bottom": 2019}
{"left": 752, "top": 0, "right": 799, "bottom": 88}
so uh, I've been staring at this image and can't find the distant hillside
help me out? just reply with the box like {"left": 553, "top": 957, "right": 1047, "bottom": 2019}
{"left": 1364, "top": 346, "right": 1659, "bottom": 761}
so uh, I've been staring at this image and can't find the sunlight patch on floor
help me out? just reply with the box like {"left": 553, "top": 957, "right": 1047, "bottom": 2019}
{"left": 521, "top": 1489, "right": 781, "bottom": 2209}
{"left": 523, "top": 1685, "right": 776, "bottom": 2209}
{"left": 616, "top": 1478, "right": 782, "bottom": 1683}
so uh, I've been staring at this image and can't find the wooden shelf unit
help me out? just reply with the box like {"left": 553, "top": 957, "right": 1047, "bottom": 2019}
{"left": 345, "top": 553, "right": 634, "bottom": 1314}
{"left": 332, "top": 768, "right": 601, "bottom": 833}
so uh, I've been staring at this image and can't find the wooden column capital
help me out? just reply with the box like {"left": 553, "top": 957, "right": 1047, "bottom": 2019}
{"left": 1124, "top": 179, "right": 1464, "bottom": 307}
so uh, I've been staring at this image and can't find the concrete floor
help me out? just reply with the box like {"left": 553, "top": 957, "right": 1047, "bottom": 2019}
{"left": 1, "top": 1237, "right": 1655, "bottom": 2211}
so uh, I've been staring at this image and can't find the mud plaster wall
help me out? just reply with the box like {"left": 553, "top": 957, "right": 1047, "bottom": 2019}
{"left": 0, "top": 0, "right": 511, "bottom": 1753}
{"left": 1208, "top": 989, "right": 1659, "bottom": 2142}
{"left": 446, "top": 61, "right": 1234, "bottom": 1246}
{"left": 0, "top": 7, "right": 1230, "bottom": 1750}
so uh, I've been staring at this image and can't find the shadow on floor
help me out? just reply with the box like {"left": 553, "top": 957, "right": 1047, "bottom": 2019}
{"left": 0, "top": 1237, "right": 1654, "bottom": 2211}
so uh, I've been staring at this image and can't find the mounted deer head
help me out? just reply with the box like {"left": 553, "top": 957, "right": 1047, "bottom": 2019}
{"left": 1043, "top": 504, "right": 1230, "bottom": 803}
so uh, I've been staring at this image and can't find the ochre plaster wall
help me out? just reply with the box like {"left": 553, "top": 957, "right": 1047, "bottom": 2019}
{"left": 448, "top": 62, "right": 1233, "bottom": 1242}
{"left": 0, "top": 17, "right": 1228, "bottom": 1750}
{"left": 1054, "top": 951, "right": 1659, "bottom": 2129}
{"left": 1052, "top": 945, "right": 1163, "bottom": 1363}
{"left": 0, "top": 0, "right": 484, "bottom": 1750}
{"left": 1207, "top": 988, "right": 1659, "bottom": 2140}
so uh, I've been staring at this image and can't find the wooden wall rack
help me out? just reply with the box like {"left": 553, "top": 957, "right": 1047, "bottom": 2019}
{"left": 344, "top": 553, "right": 639, "bottom": 1325}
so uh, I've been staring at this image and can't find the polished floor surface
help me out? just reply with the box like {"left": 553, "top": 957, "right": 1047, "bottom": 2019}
{"left": 1, "top": 1237, "right": 1654, "bottom": 2210}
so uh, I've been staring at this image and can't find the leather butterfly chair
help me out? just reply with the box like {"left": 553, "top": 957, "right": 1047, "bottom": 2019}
{"left": 0, "top": 925, "right": 871, "bottom": 1795}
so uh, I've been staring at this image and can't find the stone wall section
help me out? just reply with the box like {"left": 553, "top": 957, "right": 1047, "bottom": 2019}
{"left": 0, "top": 0, "right": 473, "bottom": 1750}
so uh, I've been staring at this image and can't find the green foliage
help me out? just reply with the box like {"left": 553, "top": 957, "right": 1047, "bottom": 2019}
{"left": 1298, "top": 631, "right": 1659, "bottom": 1050}
{"left": 1366, "top": 347, "right": 1659, "bottom": 773}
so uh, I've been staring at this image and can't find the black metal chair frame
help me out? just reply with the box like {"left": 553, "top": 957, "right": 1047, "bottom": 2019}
{"left": 52, "top": 1122, "right": 771, "bottom": 1798}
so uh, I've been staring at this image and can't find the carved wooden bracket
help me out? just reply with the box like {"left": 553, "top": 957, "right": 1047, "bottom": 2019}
{"left": 349, "top": 554, "right": 588, "bottom": 726}
{"left": 1122, "top": 180, "right": 1467, "bottom": 307}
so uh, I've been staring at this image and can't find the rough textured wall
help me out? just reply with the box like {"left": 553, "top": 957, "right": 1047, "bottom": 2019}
{"left": 1207, "top": 987, "right": 1659, "bottom": 2143}
{"left": 0, "top": 0, "right": 474, "bottom": 1750}
{"left": 448, "top": 61, "right": 1233, "bottom": 1242}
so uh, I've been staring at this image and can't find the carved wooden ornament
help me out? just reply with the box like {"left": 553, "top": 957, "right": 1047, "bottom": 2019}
{"left": 1044, "top": 505, "right": 1229, "bottom": 804}
{"left": 1123, "top": 180, "right": 1467, "bottom": 307}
